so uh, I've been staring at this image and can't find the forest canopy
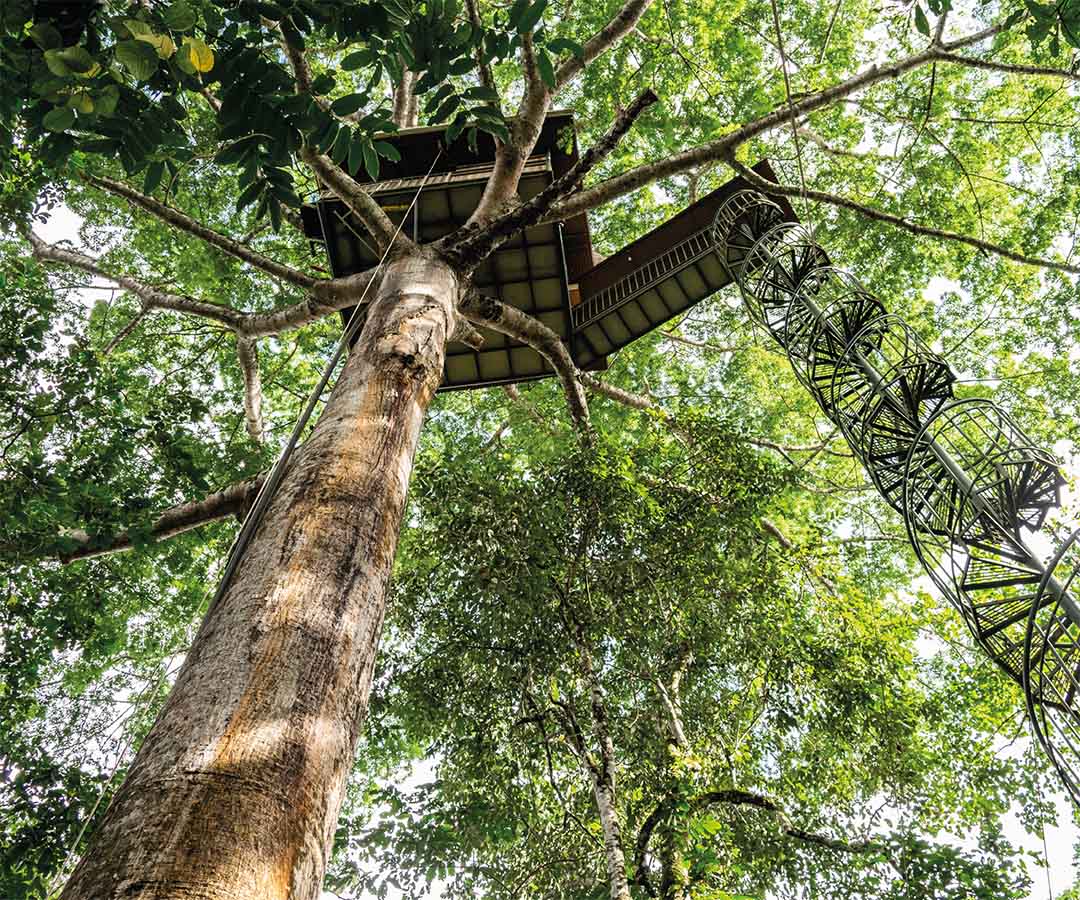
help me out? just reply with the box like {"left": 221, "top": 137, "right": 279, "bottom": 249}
{"left": 1, "top": 0, "right": 1080, "bottom": 898}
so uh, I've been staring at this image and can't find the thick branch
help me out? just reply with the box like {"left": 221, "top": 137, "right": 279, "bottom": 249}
{"left": 300, "top": 148, "right": 402, "bottom": 252}
{"left": 469, "top": 34, "right": 554, "bottom": 224}
{"left": 653, "top": 677, "right": 688, "bottom": 748}
{"left": 463, "top": 0, "right": 499, "bottom": 103}
{"left": 55, "top": 475, "right": 265, "bottom": 564}
{"left": 29, "top": 233, "right": 244, "bottom": 330}
{"left": 84, "top": 174, "right": 318, "bottom": 289}
{"left": 727, "top": 156, "right": 1080, "bottom": 275}
{"left": 460, "top": 291, "right": 591, "bottom": 435}
{"left": 279, "top": 29, "right": 314, "bottom": 93}
{"left": 446, "top": 89, "right": 657, "bottom": 266}
{"left": 634, "top": 788, "right": 885, "bottom": 888}
{"left": 566, "top": 616, "right": 633, "bottom": 900}
{"left": 200, "top": 88, "right": 222, "bottom": 113}
{"left": 277, "top": 25, "right": 397, "bottom": 245}
{"left": 935, "top": 50, "right": 1080, "bottom": 81}
{"left": 392, "top": 69, "right": 418, "bottom": 128}
{"left": 661, "top": 331, "right": 742, "bottom": 353}
{"left": 579, "top": 374, "right": 653, "bottom": 410}
{"left": 555, "top": 0, "right": 657, "bottom": 89}
{"left": 31, "top": 232, "right": 379, "bottom": 337}
{"left": 543, "top": 24, "right": 1002, "bottom": 222}
{"left": 471, "top": 0, "right": 656, "bottom": 223}
{"left": 236, "top": 337, "right": 264, "bottom": 443}
{"left": 102, "top": 308, "right": 149, "bottom": 355}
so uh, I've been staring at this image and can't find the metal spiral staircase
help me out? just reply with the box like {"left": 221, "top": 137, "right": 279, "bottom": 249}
{"left": 714, "top": 190, "right": 1080, "bottom": 803}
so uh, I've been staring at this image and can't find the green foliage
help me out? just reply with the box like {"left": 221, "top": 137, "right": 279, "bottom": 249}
{"left": 2, "top": 0, "right": 1080, "bottom": 896}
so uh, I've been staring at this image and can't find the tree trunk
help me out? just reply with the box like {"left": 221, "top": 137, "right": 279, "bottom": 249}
{"left": 60, "top": 251, "right": 459, "bottom": 900}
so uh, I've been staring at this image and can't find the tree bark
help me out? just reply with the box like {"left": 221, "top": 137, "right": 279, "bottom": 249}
{"left": 60, "top": 251, "right": 459, "bottom": 900}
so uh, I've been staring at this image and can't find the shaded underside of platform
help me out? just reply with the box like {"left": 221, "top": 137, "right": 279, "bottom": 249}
{"left": 301, "top": 123, "right": 792, "bottom": 389}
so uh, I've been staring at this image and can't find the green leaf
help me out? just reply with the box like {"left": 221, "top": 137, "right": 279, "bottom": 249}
{"left": 42, "top": 107, "right": 75, "bottom": 132}
{"left": 537, "top": 49, "right": 555, "bottom": 88}
{"left": 424, "top": 83, "right": 455, "bottom": 114}
{"left": 28, "top": 22, "right": 62, "bottom": 50}
{"left": 316, "top": 121, "right": 340, "bottom": 154}
{"left": 311, "top": 72, "right": 336, "bottom": 94}
{"left": 235, "top": 178, "right": 264, "bottom": 213}
{"left": 348, "top": 131, "right": 366, "bottom": 176}
{"left": 162, "top": 1, "right": 198, "bottom": 31}
{"left": 342, "top": 50, "right": 372, "bottom": 70}
{"left": 143, "top": 161, "right": 165, "bottom": 194}
{"left": 373, "top": 140, "right": 401, "bottom": 162}
{"left": 507, "top": 0, "right": 530, "bottom": 31}
{"left": 362, "top": 140, "right": 379, "bottom": 181}
{"left": 95, "top": 85, "right": 119, "bottom": 117}
{"left": 463, "top": 86, "right": 500, "bottom": 103}
{"left": 331, "top": 93, "right": 367, "bottom": 116}
{"left": 43, "top": 50, "right": 73, "bottom": 78}
{"left": 475, "top": 117, "right": 510, "bottom": 143}
{"left": 545, "top": 37, "right": 584, "bottom": 58}
{"left": 432, "top": 93, "right": 460, "bottom": 123}
{"left": 516, "top": 0, "right": 548, "bottom": 34}
{"left": 1, "top": 0, "right": 32, "bottom": 34}
{"left": 115, "top": 40, "right": 159, "bottom": 81}
{"left": 269, "top": 196, "right": 282, "bottom": 232}
{"left": 268, "top": 181, "right": 302, "bottom": 207}
{"left": 329, "top": 127, "right": 351, "bottom": 165}
{"left": 162, "top": 96, "right": 188, "bottom": 120}
{"left": 58, "top": 46, "right": 99, "bottom": 75}
{"left": 445, "top": 111, "right": 468, "bottom": 143}
{"left": 204, "top": 6, "right": 225, "bottom": 33}
{"left": 80, "top": 138, "right": 119, "bottom": 153}
{"left": 914, "top": 4, "right": 930, "bottom": 36}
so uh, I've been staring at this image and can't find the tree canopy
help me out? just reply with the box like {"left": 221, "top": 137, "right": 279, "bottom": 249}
{"left": 2, "top": 0, "right": 1080, "bottom": 897}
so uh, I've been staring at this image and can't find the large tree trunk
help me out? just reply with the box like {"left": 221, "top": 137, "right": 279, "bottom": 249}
{"left": 61, "top": 251, "right": 458, "bottom": 900}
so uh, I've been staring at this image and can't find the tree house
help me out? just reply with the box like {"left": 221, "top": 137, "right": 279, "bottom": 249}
{"left": 300, "top": 113, "right": 793, "bottom": 389}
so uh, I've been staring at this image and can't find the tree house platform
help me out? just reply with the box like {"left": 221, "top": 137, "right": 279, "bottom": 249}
{"left": 300, "top": 114, "right": 793, "bottom": 390}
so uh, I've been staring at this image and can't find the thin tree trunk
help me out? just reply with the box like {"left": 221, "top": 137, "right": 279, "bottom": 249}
{"left": 60, "top": 251, "right": 458, "bottom": 900}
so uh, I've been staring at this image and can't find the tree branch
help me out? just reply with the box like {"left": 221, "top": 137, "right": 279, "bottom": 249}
{"left": 235, "top": 337, "right": 264, "bottom": 443}
{"left": 470, "top": 0, "right": 657, "bottom": 224}
{"left": 84, "top": 174, "right": 319, "bottom": 289}
{"left": 796, "top": 126, "right": 877, "bottom": 159}
{"left": 653, "top": 676, "right": 688, "bottom": 748}
{"left": 935, "top": 50, "right": 1080, "bottom": 82}
{"left": 463, "top": 0, "right": 500, "bottom": 104}
{"left": 299, "top": 148, "right": 402, "bottom": 252}
{"left": 579, "top": 374, "right": 653, "bottom": 410}
{"left": 392, "top": 68, "right": 418, "bottom": 128}
{"left": 564, "top": 611, "right": 633, "bottom": 900}
{"left": 446, "top": 88, "right": 657, "bottom": 266}
{"left": 555, "top": 0, "right": 657, "bottom": 89}
{"left": 29, "top": 232, "right": 244, "bottom": 330}
{"left": 660, "top": 331, "right": 743, "bottom": 353}
{"left": 726, "top": 155, "right": 1080, "bottom": 275}
{"left": 276, "top": 25, "right": 399, "bottom": 246}
{"left": 101, "top": 308, "right": 149, "bottom": 355}
{"left": 278, "top": 26, "right": 316, "bottom": 95}
{"left": 30, "top": 232, "right": 380, "bottom": 337}
{"left": 459, "top": 291, "right": 592, "bottom": 436}
{"left": 543, "top": 23, "right": 1002, "bottom": 222}
{"left": 468, "top": 31, "right": 554, "bottom": 224}
{"left": 52, "top": 475, "right": 266, "bottom": 564}
{"left": 634, "top": 788, "right": 887, "bottom": 889}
